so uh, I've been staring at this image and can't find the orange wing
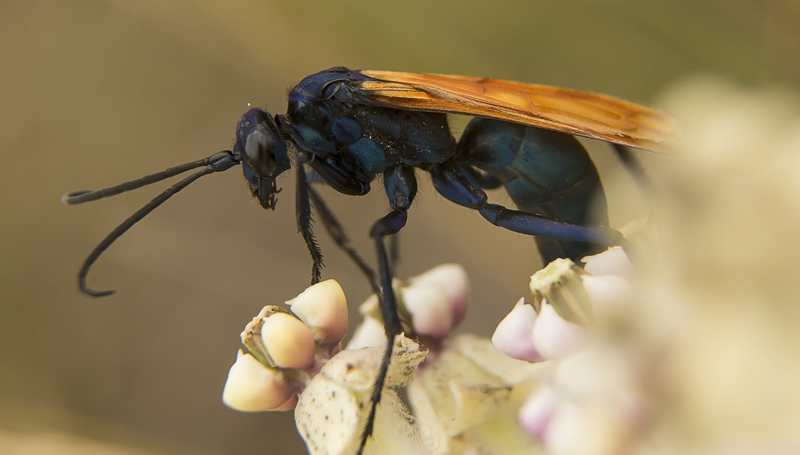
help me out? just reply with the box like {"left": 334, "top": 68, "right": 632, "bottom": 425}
{"left": 357, "top": 70, "right": 677, "bottom": 153}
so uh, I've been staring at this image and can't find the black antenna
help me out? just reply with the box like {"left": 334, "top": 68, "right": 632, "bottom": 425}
{"left": 63, "top": 151, "right": 239, "bottom": 296}
{"left": 62, "top": 151, "right": 237, "bottom": 205}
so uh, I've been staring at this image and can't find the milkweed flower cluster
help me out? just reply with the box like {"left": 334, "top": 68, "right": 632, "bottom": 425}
{"left": 352, "top": 264, "right": 547, "bottom": 455}
{"left": 222, "top": 264, "right": 547, "bottom": 455}
{"left": 221, "top": 277, "right": 432, "bottom": 455}
{"left": 221, "top": 279, "right": 349, "bottom": 412}
{"left": 344, "top": 264, "right": 550, "bottom": 455}
{"left": 491, "top": 248, "right": 646, "bottom": 455}
{"left": 346, "top": 263, "right": 469, "bottom": 350}
{"left": 492, "top": 247, "right": 634, "bottom": 364}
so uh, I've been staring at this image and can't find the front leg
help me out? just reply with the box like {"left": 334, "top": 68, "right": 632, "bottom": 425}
{"left": 295, "top": 149, "right": 374, "bottom": 285}
{"left": 306, "top": 183, "right": 380, "bottom": 294}
{"left": 295, "top": 152, "right": 324, "bottom": 284}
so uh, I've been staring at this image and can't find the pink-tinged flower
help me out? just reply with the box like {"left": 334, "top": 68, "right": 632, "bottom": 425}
{"left": 493, "top": 251, "right": 638, "bottom": 365}
{"left": 531, "top": 302, "right": 586, "bottom": 360}
{"left": 408, "top": 263, "right": 469, "bottom": 327}
{"left": 227, "top": 265, "right": 551, "bottom": 454}
{"left": 518, "top": 385, "right": 558, "bottom": 439}
{"left": 348, "top": 264, "right": 471, "bottom": 346}
{"left": 402, "top": 263, "right": 469, "bottom": 339}
{"left": 492, "top": 297, "right": 543, "bottom": 362}
{"left": 223, "top": 280, "right": 430, "bottom": 454}
{"left": 580, "top": 274, "right": 633, "bottom": 313}
{"left": 400, "top": 284, "right": 453, "bottom": 339}
{"left": 491, "top": 247, "right": 648, "bottom": 454}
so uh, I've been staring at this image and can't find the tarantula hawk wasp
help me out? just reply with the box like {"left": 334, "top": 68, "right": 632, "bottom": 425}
{"left": 64, "top": 67, "right": 675, "bottom": 454}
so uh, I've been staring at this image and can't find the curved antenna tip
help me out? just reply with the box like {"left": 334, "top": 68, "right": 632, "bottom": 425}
{"left": 81, "top": 286, "right": 117, "bottom": 298}
{"left": 62, "top": 191, "right": 90, "bottom": 205}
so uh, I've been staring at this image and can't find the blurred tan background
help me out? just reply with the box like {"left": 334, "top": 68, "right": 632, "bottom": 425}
{"left": 2, "top": 0, "right": 798, "bottom": 453}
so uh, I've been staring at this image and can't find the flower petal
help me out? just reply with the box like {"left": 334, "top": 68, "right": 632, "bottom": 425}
{"left": 518, "top": 385, "right": 558, "bottom": 440}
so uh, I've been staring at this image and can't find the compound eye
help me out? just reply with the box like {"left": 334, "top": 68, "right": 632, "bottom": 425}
{"left": 244, "top": 129, "right": 277, "bottom": 176}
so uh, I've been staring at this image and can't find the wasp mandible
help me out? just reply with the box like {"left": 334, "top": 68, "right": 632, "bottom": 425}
{"left": 63, "top": 67, "right": 676, "bottom": 454}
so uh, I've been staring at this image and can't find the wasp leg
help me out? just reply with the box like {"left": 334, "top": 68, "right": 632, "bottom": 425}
{"left": 463, "top": 165, "right": 503, "bottom": 189}
{"left": 383, "top": 163, "right": 416, "bottom": 279}
{"left": 306, "top": 184, "right": 380, "bottom": 294}
{"left": 358, "top": 208, "right": 407, "bottom": 455}
{"left": 389, "top": 232, "right": 400, "bottom": 277}
{"left": 456, "top": 118, "right": 610, "bottom": 263}
{"left": 357, "top": 165, "right": 417, "bottom": 455}
{"left": 381, "top": 162, "right": 415, "bottom": 277}
{"left": 431, "top": 164, "right": 632, "bottom": 257}
{"left": 296, "top": 148, "right": 374, "bottom": 284}
{"left": 295, "top": 155, "right": 324, "bottom": 284}
{"left": 476, "top": 202, "right": 630, "bottom": 252}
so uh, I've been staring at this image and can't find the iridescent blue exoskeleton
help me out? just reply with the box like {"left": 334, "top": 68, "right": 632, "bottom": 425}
{"left": 63, "top": 67, "right": 675, "bottom": 454}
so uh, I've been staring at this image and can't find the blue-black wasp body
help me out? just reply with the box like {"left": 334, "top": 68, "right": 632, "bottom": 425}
{"left": 63, "top": 66, "right": 675, "bottom": 454}
{"left": 241, "top": 68, "right": 610, "bottom": 266}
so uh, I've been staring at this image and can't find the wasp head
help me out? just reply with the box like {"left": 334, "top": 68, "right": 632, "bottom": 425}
{"left": 235, "top": 108, "right": 291, "bottom": 210}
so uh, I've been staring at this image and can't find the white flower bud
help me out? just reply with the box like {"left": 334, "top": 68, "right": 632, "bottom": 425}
{"left": 260, "top": 313, "right": 316, "bottom": 369}
{"left": 345, "top": 316, "right": 386, "bottom": 350}
{"left": 409, "top": 263, "right": 469, "bottom": 326}
{"left": 582, "top": 247, "right": 634, "bottom": 281}
{"left": 222, "top": 350, "right": 295, "bottom": 412}
{"left": 401, "top": 284, "right": 453, "bottom": 338}
{"left": 286, "top": 279, "right": 349, "bottom": 344}
{"left": 492, "top": 298, "right": 543, "bottom": 362}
